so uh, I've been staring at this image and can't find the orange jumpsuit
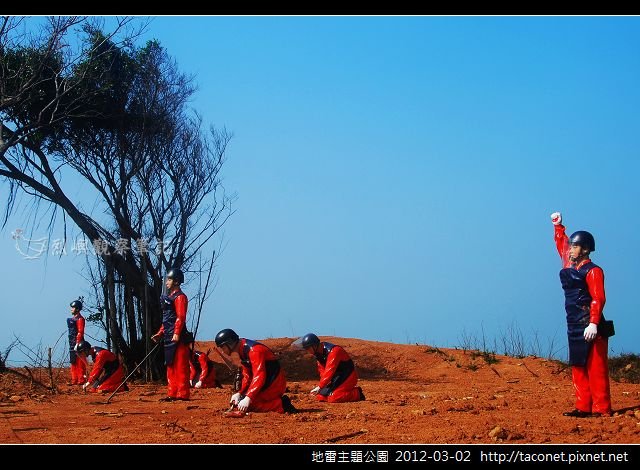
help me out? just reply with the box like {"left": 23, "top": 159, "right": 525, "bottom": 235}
{"left": 555, "top": 224, "right": 611, "bottom": 415}
{"left": 237, "top": 339, "right": 286, "bottom": 413}
{"left": 67, "top": 313, "right": 87, "bottom": 384}
{"left": 156, "top": 290, "right": 191, "bottom": 400}
{"left": 86, "top": 347, "right": 126, "bottom": 393}
{"left": 314, "top": 342, "right": 363, "bottom": 403}
{"left": 190, "top": 350, "right": 219, "bottom": 388}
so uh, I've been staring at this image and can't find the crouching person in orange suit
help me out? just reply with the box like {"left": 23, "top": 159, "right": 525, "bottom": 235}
{"left": 190, "top": 349, "right": 221, "bottom": 389}
{"left": 301, "top": 333, "right": 365, "bottom": 403}
{"left": 215, "top": 328, "right": 296, "bottom": 413}
{"left": 76, "top": 341, "right": 127, "bottom": 393}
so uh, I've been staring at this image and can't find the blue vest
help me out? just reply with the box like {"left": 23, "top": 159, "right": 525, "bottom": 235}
{"left": 559, "top": 262, "right": 597, "bottom": 366}
{"left": 67, "top": 316, "right": 80, "bottom": 348}
{"left": 160, "top": 291, "right": 185, "bottom": 365}
{"left": 67, "top": 315, "right": 81, "bottom": 363}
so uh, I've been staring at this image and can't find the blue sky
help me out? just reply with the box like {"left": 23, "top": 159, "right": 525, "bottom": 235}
{"left": 2, "top": 16, "right": 639, "bottom": 364}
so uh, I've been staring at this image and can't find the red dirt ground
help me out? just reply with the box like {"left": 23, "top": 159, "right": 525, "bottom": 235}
{"left": 1, "top": 337, "right": 639, "bottom": 444}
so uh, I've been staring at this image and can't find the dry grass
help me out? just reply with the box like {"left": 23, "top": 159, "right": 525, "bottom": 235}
{"left": 609, "top": 353, "right": 640, "bottom": 384}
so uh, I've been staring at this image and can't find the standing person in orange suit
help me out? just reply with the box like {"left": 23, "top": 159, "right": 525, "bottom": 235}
{"left": 67, "top": 299, "right": 87, "bottom": 385}
{"left": 550, "top": 211, "right": 612, "bottom": 417}
{"left": 301, "top": 333, "right": 365, "bottom": 403}
{"left": 215, "top": 328, "right": 296, "bottom": 413}
{"left": 76, "top": 341, "right": 127, "bottom": 393}
{"left": 190, "top": 349, "right": 221, "bottom": 389}
{"left": 151, "top": 268, "right": 191, "bottom": 401}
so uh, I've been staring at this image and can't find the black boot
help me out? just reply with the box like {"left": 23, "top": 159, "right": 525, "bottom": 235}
{"left": 281, "top": 394, "right": 297, "bottom": 413}
{"left": 562, "top": 409, "right": 591, "bottom": 418}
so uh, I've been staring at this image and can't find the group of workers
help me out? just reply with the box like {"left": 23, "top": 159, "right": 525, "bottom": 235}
{"left": 66, "top": 268, "right": 365, "bottom": 413}
{"left": 213, "top": 328, "right": 365, "bottom": 414}
{"left": 67, "top": 211, "right": 615, "bottom": 419}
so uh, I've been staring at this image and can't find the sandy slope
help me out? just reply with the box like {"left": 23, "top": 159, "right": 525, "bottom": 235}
{"left": 1, "top": 337, "right": 639, "bottom": 444}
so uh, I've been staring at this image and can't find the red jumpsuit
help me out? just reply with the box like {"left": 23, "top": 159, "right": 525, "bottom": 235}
{"left": 238, "top": 339, "right": 286, "bottom": 413}
{"left": 86, "top": 347, "right": 126, "bottom": 393}
{"left": 190, "top": 350, "right": 219, "bottom": 388}
{"left": 554, "top": 224, "right": 611, "bottom": 415}
{"left": 314, "top": 342, "right": 363, "bottom": 403}
{"left": 67, "top": 313, "right": 87, "bottom": 385}
{"left": 156, "top": 290, "right": 191, "bottom": 400}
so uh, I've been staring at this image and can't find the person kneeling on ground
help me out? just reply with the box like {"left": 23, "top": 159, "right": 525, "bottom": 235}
{"left": 190, "top": 348, "right": 222, "bottom": 389}
{"left": 76, "top": 341, "right": 127, "bottom": 393}
{"left": 300, "top": 333, "right": 365, "bottom": 403}
{"left": 215, "top": 328, "right": 296, "bottom": 413}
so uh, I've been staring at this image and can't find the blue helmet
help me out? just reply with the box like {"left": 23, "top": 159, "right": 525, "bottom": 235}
{"left": 301, "top": 333, "right": 320, "bottom": 349}
{"left": 215, "top": 329, "right": 239, "bottom": 348}
{"left": 569, "top": 231, "right": 595, "bottom": 252}
{"left": 166, "top": 268, "right": 184, "bottom": 284}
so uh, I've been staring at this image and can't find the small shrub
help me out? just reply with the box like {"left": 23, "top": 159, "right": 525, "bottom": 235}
{"left": 424, "top": 347, "right": 446, "bottom": 356}
{"left": 609, "top": 353, "right": 640, "bottom": 384}
{"left": 481, "top": 351, "right": 499, "bottom": 365}
{"left": 470, "top": 350, "right": 499, "bottom": 365}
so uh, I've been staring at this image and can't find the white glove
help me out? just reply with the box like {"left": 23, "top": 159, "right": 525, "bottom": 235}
{"left": 550, "top": 212, "right": 562, "bottom": 225}
{"left": 82, "top": 382, "right": 91, "bottom": 391}
{"left": 73, "top": 343, "right": 79, "bottom": 352}
{"left": 230, "top": 392, "right": 242, "bottom": 405}
{"left": 194, "top": 381, "right": 202, "bottom": 389}
{"left": 584, "top": 323, "right": 598, "bottom": 342}
{"left": 310, "top": 385, "right": 320, "bottom": 395}
{"left": 237, "top": 396, "right": 251, "bottom": 412}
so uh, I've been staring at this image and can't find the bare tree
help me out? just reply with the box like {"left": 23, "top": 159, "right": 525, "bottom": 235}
{"left": 1, "top": 17, "right": 234, "bottom": 378}
{"left": 0, "top": 338, "right": 18, "bottom": 373}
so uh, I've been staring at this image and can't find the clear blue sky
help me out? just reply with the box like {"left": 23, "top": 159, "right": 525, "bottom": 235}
{"left": 2, "top": 16, "right": 639, "bottom": 364}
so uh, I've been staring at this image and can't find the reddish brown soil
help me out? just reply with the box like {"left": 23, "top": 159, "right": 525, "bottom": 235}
{"left": 1, "top": 337, "right": 639, "bottom": 444}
